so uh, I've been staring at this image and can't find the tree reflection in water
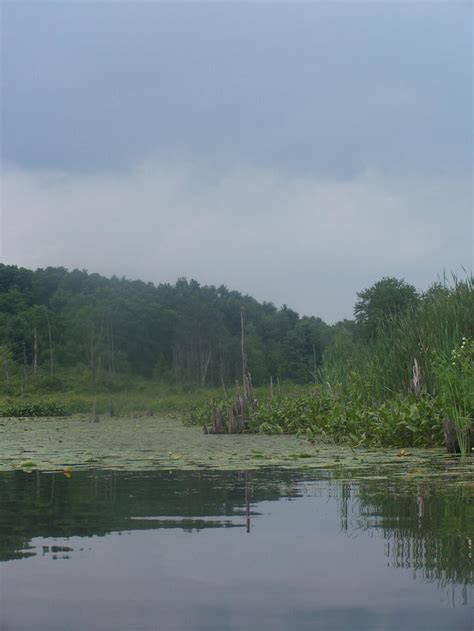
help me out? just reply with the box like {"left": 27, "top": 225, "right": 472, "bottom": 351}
{"left": 339, "top": 478, "right": 473, "bottom": 593}
{"left": 0, "top": 468, "right": 472, "bottom": 595}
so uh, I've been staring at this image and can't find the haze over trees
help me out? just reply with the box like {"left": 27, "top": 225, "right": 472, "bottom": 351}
{"left": 0, "top": 264, "right": 331, "bottom": 387}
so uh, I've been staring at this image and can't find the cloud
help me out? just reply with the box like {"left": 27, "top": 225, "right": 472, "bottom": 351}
{"left": 1, "top": 161, "right": 471, "bottom": 322}
{"left": 3, "top": 2, "right": 471, "bottom": 177}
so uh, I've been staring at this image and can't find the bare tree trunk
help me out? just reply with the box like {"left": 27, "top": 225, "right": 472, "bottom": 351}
{"left": 89, "top": 322, "right": 95, "bottom": 375}
{"left": 33, "top": 327, "right": 38, "bottom": 375}
{"left": 91, "top": 396, "right": 100, "bottom": 422}
{"left": 312, "top": 344, "right": 317, "bottom": 384}
{"left": 47, "top": 316, "right": 54, "bottom": 376}
{"left": 240, "top": 308, "right": 254, "bottom": 398}
{"left": 443, "top": 417, "right": 474, "bottom": 454}
{"left": 3, "top": 358, "right": 9, "bottom": 385}
{"left": 106, "top": 316, "right": 112, "bottom": 374}
{"left": 245, "top": 471, "right": 251, "bottom": 533}
{"left": 105, "top": 314, "right": 115, "bottom": 376}
{"left": 205, "top": 307, "right": 255, "bottom": 434}
{"left": 87, "top": 318, "right": 105, "bottom": 381}
{"left": 221, "top": 376, "right": 228, "bottom": 398}
{"left": 110, "top": 317, "right": 115, "bottom": 375}
{"left": 22, "top": 340, "right": 27, "bottom": 385}
{"left": 201, "top": 347, "right": 212, "bottom": 386}
{"left": 241, "top": 307, "right": 247, "bottom": 398}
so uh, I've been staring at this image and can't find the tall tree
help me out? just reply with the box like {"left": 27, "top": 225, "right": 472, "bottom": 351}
{"left": 354, "top": 277, "right": 419, "bottom": 337}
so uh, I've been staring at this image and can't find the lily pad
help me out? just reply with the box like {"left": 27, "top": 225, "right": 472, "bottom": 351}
{"left": 0, "top": 416, "right": 471, "bottom": 487}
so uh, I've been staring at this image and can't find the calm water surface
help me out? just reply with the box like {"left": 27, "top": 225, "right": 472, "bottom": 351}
{"left": 0, "top": 468, "right": 472, "bottom": 631}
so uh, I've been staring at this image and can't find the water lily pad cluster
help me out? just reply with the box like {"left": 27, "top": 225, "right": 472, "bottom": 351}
{"left": 1, "top": 416, "right": 472, "bottom": 488}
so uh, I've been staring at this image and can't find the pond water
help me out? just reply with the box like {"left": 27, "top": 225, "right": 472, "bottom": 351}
{"left": 1, "top": 467, "right": 472, "bottom": 631}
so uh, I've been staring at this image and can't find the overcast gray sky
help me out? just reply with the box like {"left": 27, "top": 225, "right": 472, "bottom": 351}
{"left": 1, "top": 1, "right": 472, "bottom": 321}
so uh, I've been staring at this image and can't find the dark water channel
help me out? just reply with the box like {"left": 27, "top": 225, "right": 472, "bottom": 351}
{"left": 0, "top": 468, "right": 472, "bottom": 631}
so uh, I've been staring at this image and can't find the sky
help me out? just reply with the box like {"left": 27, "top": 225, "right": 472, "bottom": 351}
{"left": 1, "top": 1, "right": 472, "bottom": 322}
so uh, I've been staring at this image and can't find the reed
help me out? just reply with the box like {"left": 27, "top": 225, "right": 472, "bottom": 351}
{"left": 323, "top": 275, "right": 473, "bottom": 402}
{"left": 320, "top": 274, "right": 473, "bottom": 452}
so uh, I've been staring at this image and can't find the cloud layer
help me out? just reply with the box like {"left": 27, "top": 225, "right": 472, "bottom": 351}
{"left": 3, "top": 3, "right": 471, "bottom": 176}
{"left": 2, "top": 162, "right": 471, "bottom": 321}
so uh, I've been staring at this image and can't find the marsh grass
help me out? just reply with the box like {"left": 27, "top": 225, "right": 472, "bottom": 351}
{"left": 323, "top": 275, "right": 473, "bottom": 403}
{"left": 318, "top": 276, "right": 473, "bottom": 450}
{"left": 432, "top": 337, "right": 474, "bottom": 454}
{"left": 0, "top": 379, "right": 221, "bottom": 418}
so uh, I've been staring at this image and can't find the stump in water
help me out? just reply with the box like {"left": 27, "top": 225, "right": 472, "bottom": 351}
{"left": 206, "top": 305, "right": 256, "bottom": 434}
{"left": 210, "top": 407, "right": 226, "bottom": 434}
{"left": 208, "top": 382, "right": 255, "bottom": 434}
{"left": 443, "top": 418, "right": 474, "bottom": 454}
{"left": 227, "top": 392, "right": 247, "bottom": 433}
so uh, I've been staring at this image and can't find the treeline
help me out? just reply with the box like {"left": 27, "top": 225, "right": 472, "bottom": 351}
{"left": 0, "top": 264, "right": 332, "bottom": 388}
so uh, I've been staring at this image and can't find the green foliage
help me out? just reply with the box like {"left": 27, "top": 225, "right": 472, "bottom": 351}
{"left": 0, "top": 264, "right": 331, "bottom": 387}
{"left": 324, "top": 275, "right": 473, "bottom": 403}
{"left": 432, "top": 337, "right": 474, "bottom": 455}
{"left": 0, "top": 402, "right": 67, "bottom": 417}
{"left": 354, "top": 276, "right": 418, "bottom": 337}
{"left": 1, "top": 264, "right": 471, "bottom": 449}
{"left": 0, "top": 381, "right": 222, "bottom": 419}
{"left": 190, "top": 387, "right": 444, "bottom": 448}
{"left": 258, "top": 391, "right": 443, "bottom": 447}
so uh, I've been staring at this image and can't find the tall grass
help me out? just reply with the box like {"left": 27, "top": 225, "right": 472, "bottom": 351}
{"left": 0, "top": 372, "right": 222, "bottom": 418}
{"left": 318, "top": 275, "right": 473, "bottom": 452}
{"left": 432, "top": 336, "right": 474, "bottom": 454}
{"left": 323, "top": 275, "right": 473, "bottom": 403}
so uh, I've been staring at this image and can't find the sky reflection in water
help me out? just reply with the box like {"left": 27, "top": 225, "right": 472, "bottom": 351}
{"left": 0, "top": 469, "right": 472, "bottom": 631}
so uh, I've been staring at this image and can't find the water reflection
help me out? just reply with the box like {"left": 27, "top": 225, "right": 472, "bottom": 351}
{"left": 343, "top": 479, "right": 473, "bottom": 590}
{"left": 1, "top": 468, "right": 472, "bottom": 586}
{"left": 1, "top": 468, "right": 473, "bottom": 631}
{"left": 0, "top": 470, "right": 281, "bottom": 561}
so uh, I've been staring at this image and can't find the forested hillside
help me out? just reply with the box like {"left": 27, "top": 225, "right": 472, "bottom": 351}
{"left": 0, "top": 264, "right": 331, "bottom": 386}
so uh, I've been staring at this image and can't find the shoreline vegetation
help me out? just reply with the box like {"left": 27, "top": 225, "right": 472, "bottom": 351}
{"left": 0, "top": 264, "right": 472, "bottom": 454}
